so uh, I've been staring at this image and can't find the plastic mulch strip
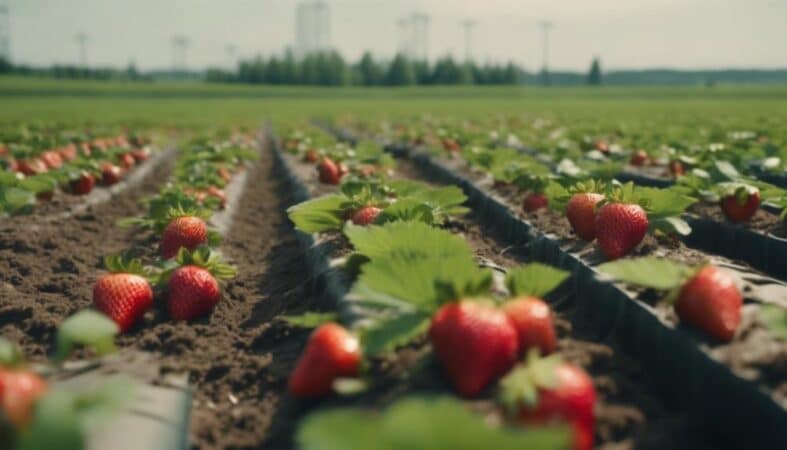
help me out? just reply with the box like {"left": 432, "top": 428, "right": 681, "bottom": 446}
{"left": 268, "top": 128, "right": 352, "bottom": 318}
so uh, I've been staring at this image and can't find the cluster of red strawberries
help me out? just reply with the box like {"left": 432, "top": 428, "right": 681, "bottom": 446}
{"left": 92, "top": 212, "right": 235, "bottom": 333}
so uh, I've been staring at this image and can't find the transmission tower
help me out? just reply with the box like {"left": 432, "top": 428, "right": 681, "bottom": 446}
{"left": 171, "top": 35, "right": 190, "bottom": 72}
{"left": 225, "top": 44, "right": 237, "bottom": 69}
{"left": 75, "top": 32, "right": 88, "bottom": 67}
{"left": 462, "top": 20, "right": 476, "bottom": 63}
{"left": 0, "top": 4, "right": 9, "bottom": 61}
{"left": 539, "top": 20, "right": 554, "bottom": 86}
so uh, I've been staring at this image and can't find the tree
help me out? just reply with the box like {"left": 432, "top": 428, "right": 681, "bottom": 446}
{"left": 587, "top": 57, "right": 602, "bottom": 85}
{"left": 431, "top": 56, "right": 462, "bottom": 84}
{"left": 385, "top": 54, "right": 416, "bottom": 86}
{"left": 265, "top": 56, "right": 283, "bottom": 84}
{"left": 358, "top": 51, "right": 383, "bottom": 86}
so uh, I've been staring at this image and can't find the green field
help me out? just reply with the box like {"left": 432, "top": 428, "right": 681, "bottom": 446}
{"left": 1, "top": 75, "right": 786, "bottom": 128}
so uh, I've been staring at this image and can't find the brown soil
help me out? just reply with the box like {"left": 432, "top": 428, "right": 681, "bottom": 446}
{"left": 0, "top": 152, "right": 175, "bottom": 358}
{"left": 0, "top": 140, "right": 321, "bottom": 450}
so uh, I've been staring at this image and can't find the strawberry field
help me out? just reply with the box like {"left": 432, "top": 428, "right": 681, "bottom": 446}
{"left": 0, "top": 82, "right": 786, "bottom": 450}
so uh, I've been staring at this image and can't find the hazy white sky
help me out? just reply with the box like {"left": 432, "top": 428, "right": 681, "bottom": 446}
{"left": 4, "top": 0, "right": 787, "bottom": 71}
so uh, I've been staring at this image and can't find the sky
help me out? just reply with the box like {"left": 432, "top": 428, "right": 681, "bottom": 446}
{"left": 4, "top": 0, "right": 787, "bottom": 72}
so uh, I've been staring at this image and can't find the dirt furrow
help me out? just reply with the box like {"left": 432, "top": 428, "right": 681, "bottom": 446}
{"left": 0, "top": 151, "right": 175, "bottom": 358}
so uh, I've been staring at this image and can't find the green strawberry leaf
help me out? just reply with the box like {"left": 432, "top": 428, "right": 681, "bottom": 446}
{"left": 0, "top": 337, "right": 24, "bottom": 367}
{"left": 55, "top": 310, "right": 119, "bottom": 361}
{"left": 346, "top": 221, "right": 475, "bottom": 263}
{"left": 543, "top": 182, "right": 570, "bottom": 213}
{"left": 0, "top": 186, "right": 36, "bottom": 215}
{"left": 15, "top": 391, "right": 85, "bottom": 450}
{"left": 287, "top": 194, "right": 346, "bottom": 233}
{"left": 760, "top": 304, "right": 787, "bottom": 340}
{"left": 650, "top": 216, "right": 692, "bottom": 236}
{"left": 498, "top": 351, "right": 563, "bottom": 414}
{"left": 359, "top": 311, "right": 431, "bottom": 356}
{"left": 505, "top": 264, "right": 570, "bottom": 298}
{"left": 598, "top": 257, "right": 693, "bottom": 290}
{"left": 635, "top": 186, "right": 697, "bottom": 219}
{"left": 349, "top": 252, "right": 492, "bottom": 314}
{"left": 281, "top": 312, "right": 340, "bottom": 328}
{"left": 711, "top": 160, "right": 741, "bottom": 181}
{"left": 296, "top": 395, "right": 570, "bottom": 450}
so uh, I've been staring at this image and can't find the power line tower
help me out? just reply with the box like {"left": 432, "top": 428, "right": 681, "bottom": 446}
{"left": 462, "top": 19, "right": 476, "bottom": 63}
{"left": 74, "top": 32, "right": 88, "bottom": 67}
{"left": 397, "top": 13, "right": 429, "bottom": 61}
{"left": 171, "top": 35, "right": 190, "bottom": 73}
{"left": 539, "top": 20, "right": 554, "bottom": 86}
{"left": 295, "top": 1, "right": 330, "bottom": 58}
{"left": 225, "top": 44, "right": 237, "bottom": 70}
{"left": 0, "top": 4, "right": 10, "bottom": 62}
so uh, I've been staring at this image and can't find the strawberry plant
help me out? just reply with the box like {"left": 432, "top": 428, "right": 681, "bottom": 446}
{"left": 599, "top": 257, "right": 743, "bottom": 341}
{"left": 287, "top": 179, "right": 468, "bottom": 233}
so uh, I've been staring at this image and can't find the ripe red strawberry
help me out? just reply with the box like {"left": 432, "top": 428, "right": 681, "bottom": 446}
{"left": 675, "top": 265, "right": 742, "bottom": 341}
{"left": 721, "top": 187, "right": 760, "bottom": 223}
{"left": 100, "top": 163, "right": 123, "bottom": 186}
{"left": 70, "top": 172, "right": 96, "bottom": 195}
{"left": 594, "top": 139, "right": 609, "bottom": 154}
{"left": 442, "top": 138, "right": 461, "bottom": 152}
{"left": 217, "top": 166, "right": 233, "bottom": 183}
{"left": 206, "top": 186, "right": 227, "bottom": 209}
{"left": 429, "top": 301, "right": 519, "bottom": 397}
{"left": 317, "top": 158, "right": 343, "bottom": 185}
{"left": 303, "top": 148, "right": 319, "bottom": 163}
{"left": 0, "top": 368, "right": 48, "bottom": 429}
{"left": 523, "top": 192, "right": 548, "bottom": 212}
{"left": 566, "top": 193, "right": 605, "bottom": 241}
{"left": 356, "top": 164, "right": 377, "bottom": 178}
{"left": 160, "top": 216, "right": 209, "bottom": 259}
{"left": 502, "top": 357, "right": 596, "bottom": 450}
{"left": 40, "top": 150, "right": 63, "bottom": 170}
{"left": 16, "top": 158, "right": 48, "bottom": 176}
{"left": 167, "top": 265, "right": 221, "bottom": 320}
{"left": 629, "top": 150, "right": 648, "bottom": 166}
{"left": 93, "top": 272, "right": 153, "bottom": 333}
{"left": 669, "top": 160, "right": 685, "bottom": 177}
{"left": 595, "top": 202, "right": 648, "bottom": 260}
{"left": 288, "top": 323, "right": 361, "bottom": 399}
{"left": 119, "top": 153, "right": 136, "bottom": 169}
{"left": 350, "top": 206, "right": 381, "bottom": 225}
{"left": 502, "top": 297, "right": 556, "bottom": 356}
{"left": 57, "top": 144, "right": 78, "bottom": 162}
{"left": 131, "top": 148, "right": 150, "bottom": 162}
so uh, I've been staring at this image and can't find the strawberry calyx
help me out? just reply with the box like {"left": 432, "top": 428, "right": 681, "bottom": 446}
{"left": 103, "top": 254, "right": 152, "bottom": 279}
{"left": 568, "top": 179, "right": 606, "bottom": 196}
{"left": 498, "top": 350, "right": 562, "bottom": 414}
{"left": 158, "top": 247, "right": 237, "bottom": 286}
{"left": 720, "top": 183, "right": 759, "bottom": 206}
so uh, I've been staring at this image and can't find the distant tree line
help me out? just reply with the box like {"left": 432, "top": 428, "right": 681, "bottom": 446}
{"left": 206, "top": 50, "right": 524, "bottom": 86}
{"left": 4, "top": 54, "right": 787, "bottom": 86}
{"left": 0, "top": 58, "right": 150, "bottom": 81}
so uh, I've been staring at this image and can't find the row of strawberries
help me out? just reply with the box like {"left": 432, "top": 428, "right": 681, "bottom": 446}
{"left": 281, "top": 129, "right": 598, "bottom": 450}
{"left": 0, "top": 134, "right": 257, "bottom": 445}
{"left": 1, "top": 134, "right": 153, "bottom": 198}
